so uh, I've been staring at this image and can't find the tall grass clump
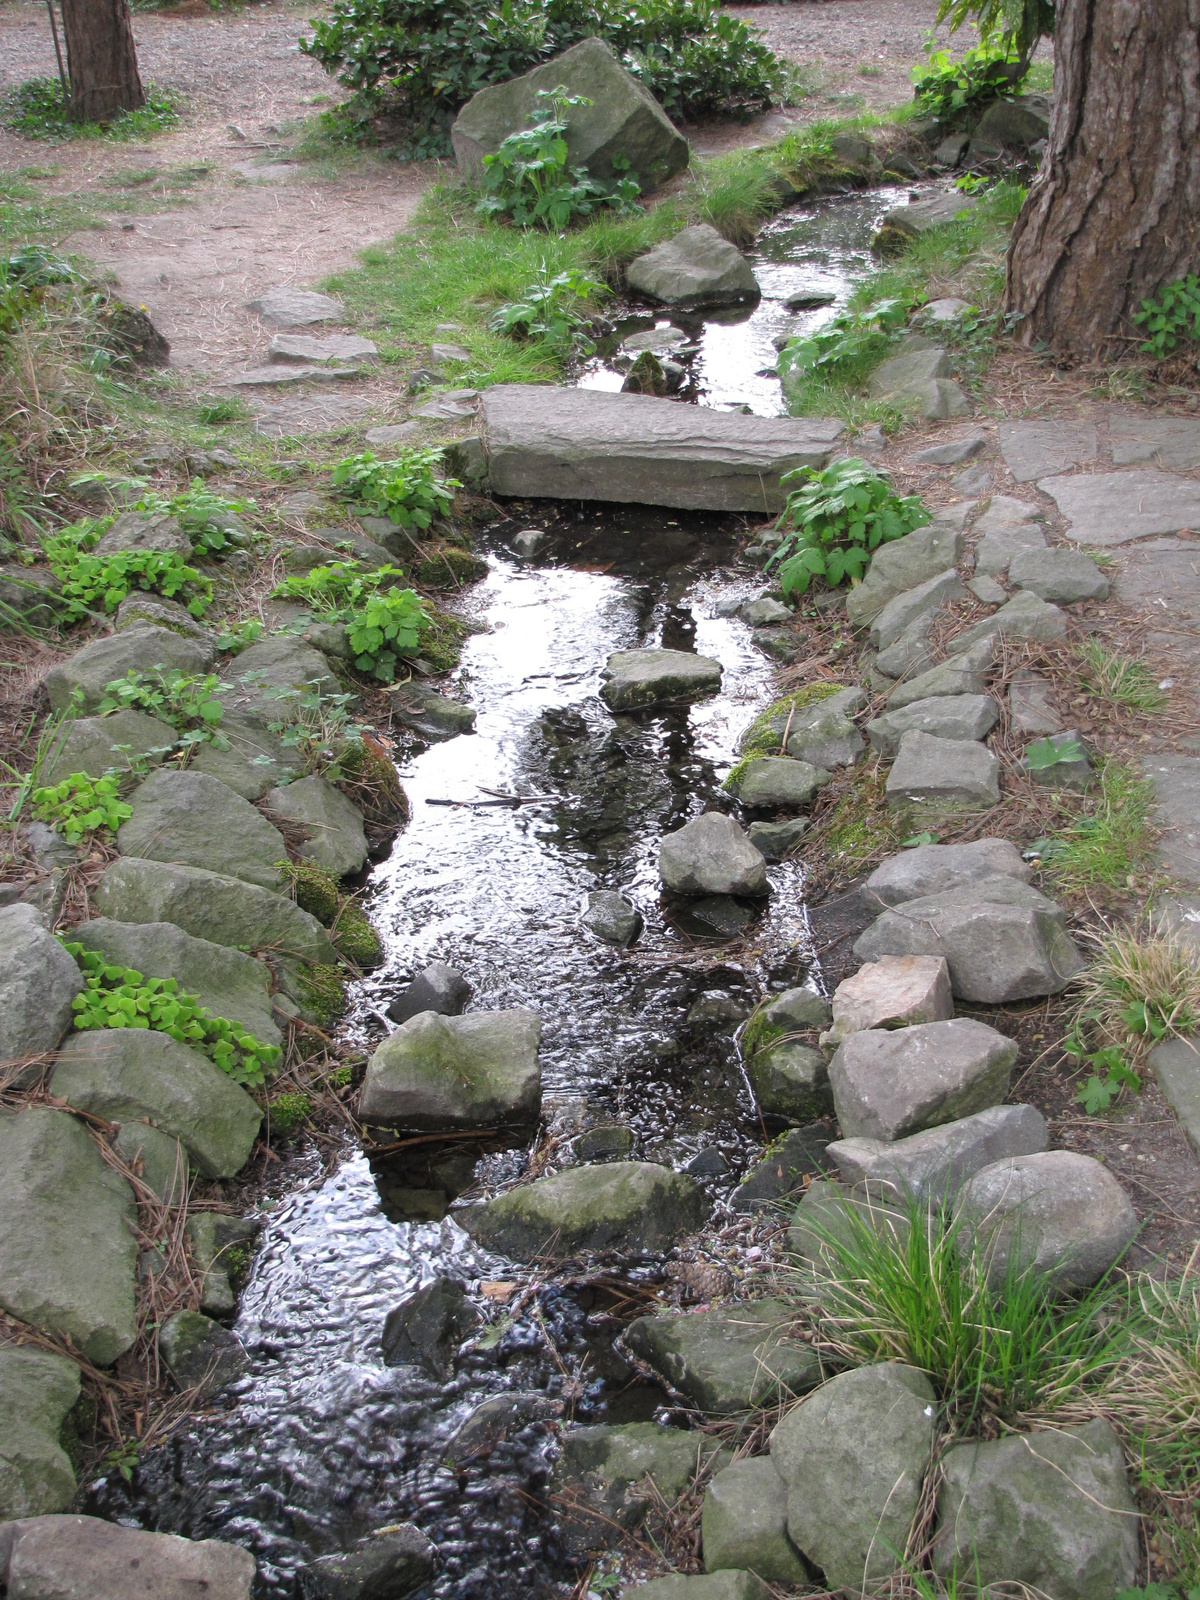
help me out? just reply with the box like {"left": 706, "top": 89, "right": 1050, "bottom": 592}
{"left": 1077, "top": 639, "right": 1169, "bottom": 713}
{"left": 1041, "top": 759, "right": 1157, "bottom": 895}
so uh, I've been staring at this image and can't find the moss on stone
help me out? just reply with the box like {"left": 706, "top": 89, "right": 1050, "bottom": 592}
{"left": 274, "top": 858, "right": 341, "bottom": 925}
{"left": 741, "top": 1006, "right": 783, "bottom": 1062}
{"left": 332, "top": 902, "right": 383, "bottom": 968}
{"left": 737, "top": 683, "right": 842, "bottom": 759}
{"left": 420, "top": 605, "right": 472, "bottom": 673}
{"left": 415, "top": 544, "right": 487, "bottom": 588}
{"left": 297, "top": 962, "right": 348, "bottom": 1027}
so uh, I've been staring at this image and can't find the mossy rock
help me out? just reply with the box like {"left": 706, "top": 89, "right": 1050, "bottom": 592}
{"left": 737, "top": 684, "right": 843, "bottom": 759}
{"left": 333, "top": 902, "right": 383, "bottom": 968}
{"left": 276, "top": 858, "right": 341, "bottom": 923}
{"left": 337, "top": 740, "right": 410, "bottom": 830}
{"left": 296, "top": 962, "right": 348, "bottom": 1027}
{"left": 420, "top": 605, "right": 473, "bottom": 672}
{"left": 415, "top": 544, "right": 488, "bottom": 588}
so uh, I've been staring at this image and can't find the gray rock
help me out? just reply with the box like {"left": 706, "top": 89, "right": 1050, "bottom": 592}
{"left": 0, "top": 1107, "right": 137, "bottom": 1365}
{"left": 933, "top": 132, "right": 969, "bottom": 164}
{"left": 627, "top": 224, "right": 759, "bottom": 309}
{"left": 951, "top": 462, "right": 994, "bottom": 496}
{"left": 229, "top": 634, "right": 340, "bottom": 701}
{"left": 625, "top": 1298, "right": 819, "bottom": 1414}
{"left": 430, "top": 340, "right": 470, "bottom": 365}
{"left": 874, "top": 191, "right": 977, "bottom": 252}
{"left": 730, "top": 1124, "right": 835, "bottom": 1212}
{"left": 458, "top": 1161, "right": 705, "bottom": 1261}
{"left": 933, "top": 1418, "right": 1138, "bottom": 1599}
{"left": 387, "top": 962, "right": 473, "bottom": 1025}
{"left": 582, "top": 890, "right": 643, "bottom": 946}
{"left": 870, "top": 569, "right": 967, "bottom": 651}
{"left": 186, "top": 708, "right": 306, "bottom": 801}
{"left": 947, "top": 589, "right": 1067, "bottom": 653}
{"left": 623, "top": 1577, "right": 770, "bottom": 1600}
{"left": 0, "top": 1348, "right": 80, "bottom": 1519}
{"left": 365, "top": 422, "right": 421, "bottom": 449}
{"left": 975, "top": 514, "right": 1047, "bottom": 577}
{"left": 746, "top": 817, "right": 808, "bottom": 860}
{"left": 683, "top": 896, "right": 757, "bottom": 938}
{"left": 874, "top": 616, "right": 937, "bottom": 680}
{"left": 113, "top": 1121, "right": 187, "bottom": 1206}
{"left": 1113, "top": 536, "right": 1200, "bottom": 633}
{"left": 268, "top": 332, "right": 377, "bottom": 365}
{"left": 866, "top": 693, "right": 999, "bottom": 758}
{"left": 730, "top": 756, "right": 829, "bottom": 810}
{"left": 855, "top": 875, "right": 1084, "bottom": 1002}
{"left": 3, "top": 1514, "right": 256, "bottom": 1599}
{"left": 754, "top": 986, "right": 833, "bottom": 1036}
{"left": 381, "top": 1278, "right": 480, "bottom": 1376}
{"left": 577, "top": 1123, "right": 636, "bottom": 1160}
{"left": 303, "top": 1524, "right": 435, "bottom": 1600}
{"left": 868, "top": 345, "right": 949, "bottom": 396}
{"left": 93, "top": 857, "right": 336, "bottom": 965}
{"left": 960, "top": 1150, "right": 1138, "bottom": 1287}
{"left": 831, "top": 130, "right": 875, "bottom": 164}
{"left": 600, "top": 648, "right": 722, "bottom": 710}
{"left": 999, "top": 420, "right": 1097, "bottom": 482}
{"left": 747, "top": 1039, "right": 832, "bottom": 1122}
{"left": 158, "top": 1309, "right": 250, "bottom": 1391}
{"left": 1009, "top": 545, "right": 1109, "bottom": 602}
{"left": 0, "top": 565, "right": 65, "bottom": 627}
{"left": 51, "top": 1030, "right": 262, "bottom": 1179}
{"left": 967, "top": 573, "right": 1008, "bottom": 604}
{"left": 1147, "top": 1034, "right": 1200, "bottom": 1156}
{"left": 94, "top": 510, "right": 191, "bottom": 560}
{"left": 781, "top": 687, "right": 866, "bottom": 769}
{"left": 910, "top": 431, "right": 984, "bottom": 466}
{"left": 1145, "top": 755, "right": 1200, "bottom": 885}
{"left": 973, "top": 92, "right": 1050, "bottom": 149}
{"left": 1010, "top": 668, "right": 1061, "bottom": 735}
{"left": 114, "top": 592, "right": 213, "bottom": 641}
{"left": 0, "top": 904, "right": 83, "bottom": 1062}
{"left": 411, "top": 387, "right": 479, "bottom": 421}
{"left": 389, "top": 681, "right": 476, "bottom": 740}
{"left": 232, "top": 363, "right": 363, "bottom": 388}
{"left": 71, "top": 917, "right": 281, "bottom": 1045}
{"left": 1040, "top": 468, "right": 1200, "bottom": 547}
{"left": 46, "top": 626, "right": 216, "bottom": 715}
{"left": 846, "top": 517, "right": 969, "bottom": 627}
{"left": 451, "top": 36, "right": 688, "bottom": 191}
{"left": 1024, "top": 727, "right": 1093, "bottom": 791}
{"left": 185, "top": 1212, "right": 258, "bottom": 1316}
{"left": 444, "top": 1392, "right": 562, "bottom": 1461}
{"left": 264, "top": 775, "right": 367, "bottom": 879}
{"left": 824, "top": 954, "right": 952, "bottom": 1044}
{"left": 118, "top": 769, "right": 286, "bottom": 890}
{"left": 770, "top": 1362, "right": 936, "bottom": 1589}
{"left": 885, "top": 729, "right": 1000, "bottom": 827}
{"left": 247, "top": 286, "right": 341, "bottom": 326}
{"left": 659, "top": 813, "right": 767, "bottom": 897}
{"left": 702, "top": 1457, "right": 807, "bottom": 1584}
{"left": 739, "top": 596, "right": 791, "bottom": 627}
{"left": 1109, "top": 414, "right": 1200, "bottom": 470}
{"left": 827, "top": 1103, "right": 1048, "bottom": 1199}
{"left": 480, "top": 384, "right": 843, "bottom": 514}
{"left": 360, "top": 1010, "right": 541, "bottom": 1130}
{"left": 885, "top": 636, "right": 995, "bottom": 708}
{"left": 829, "top": 1018, "right": 1016, "bottom": 1142}
{"left": 861, "top": 838, "right": 1031, "bottom": 908}
{"left": 785, "top": 1177, "right": 909, "bottom": 1268}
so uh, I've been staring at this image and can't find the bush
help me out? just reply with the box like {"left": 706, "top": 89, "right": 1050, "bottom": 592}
{"left": 479, "top": 90, "right": 640, "bottom": 230}
{"left": 911, "top": 36, "right": 1025, "bottom": 123}
{"left": 300, "top": 0, "right": 785, "bottom": 145}
{"left": 770, "top": 457, "right": 929, "bottom": 595}
{"left": 331, "top": 448, "right": 457, "bottom": 530}
{"left": 3, "top": 77, "right": 178, "bottom": 141}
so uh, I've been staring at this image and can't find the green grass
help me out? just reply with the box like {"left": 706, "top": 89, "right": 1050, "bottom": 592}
{"left": 1042, "top": 760, "right": 1158, "bottom": 894}
{"left": 3, "top": 78, "right": 180, "bottom": 143}
{"left": 1077, "top": 639, "right": 1168, "bottom": 713}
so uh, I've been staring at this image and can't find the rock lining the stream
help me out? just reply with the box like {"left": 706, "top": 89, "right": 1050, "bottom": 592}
{"left": 659, "top": 813, "right": 767, "bottom": 897}
{"left": 885, "top": 729, "right": 1000, "bottom": 827}
{"left": 829, "top": 1018, "right": 1017, "bottom": 1142}
{"left": 626, "top": 224, "right": 760, "bottom": 309}
{"left": 702, "top": 1456, "right": 808, "bottom": 1584}
{"left": 117, "top": 769, "right": 287, "bottom": 890}
{"left": 359, "top": 1010, "right": 542, "bottom": 1130}
{"left": 824, "top": 954, "right": 953, "bottom": 1044}
{"left": 730, "top": 756, "right": 830, "bottom": 810}
{"left": 846, "top": 514, "right": 969, "bottom": 627}
{"left": 866, "top": 693, "right": 999, "bottom": 758}
{"left": 263, "top": 775, "right": 368, "bottom": 879}
{"left": 2, "top": 1514, "right": 256, "bottom": 1600}
{"left": 826, "top": 1102, "right": 1049, "bottom": 1199}
{"left": 624, "top": 1298, "right": 819, "bottom": 1413}
{"left": 0, "top": 1348, "right": 80, "bottom": 1519}
{"left": 46, "top": 626, "right": 216, "bottom": 715}
{"left": 745, "top": 1039, "right": 832, "bottom": 1122}
{"left": 862, "top": 838, "right": 1032, "bottom": 908}
{"left": 0, "top": 904, "right": 83, "bottom": 1065}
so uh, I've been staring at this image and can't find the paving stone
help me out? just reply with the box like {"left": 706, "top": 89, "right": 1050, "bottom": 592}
{"left": 975, "top": 519, "right": 1048, "bottom": 575}
{"left": 960, "top": 1151, "right": 1137, "bottom": 1287}
{"left": 952, "top": 462, "right": 993, "bottom": 496}
{"left": 829, "top": 1018, "right": 1017, "bottom": 1142}
{"left": 702, "top": 1457, "right": 808, "bottom": 1584}
{"left": 1147, "top": 1034, "right": 1200, "bottom": 1156}
{"left": 885, "top": 729, "right": 1000, "bottom": 826}
{"left": 1109, "top": 413, "right": 1200, "bottom": 470}
{"left": 3, "top": 1514, "right": 256, "bottom": 1600}
{"left": 625, "top": 1298, "right": 819, "bottom": 1413}
{"left": 731, "top": 756, "right": 830, "bottom": 810}
{"left": 846, "top": 514, "right": 969, "bottom": 627}
{"left": 967, "top": 573, "right": 1008, "bottom": 604}
{"left": 948, "top": 589, "right": 1067, "bottom": 653}
{"left": 909, "top": 432, "right": 985, "bottom": 466}
{"left": 246, "top": 287, "right": 342, "bottom": 326}
{"left": 866, "top": 693, "right": 999, "bottom": 758}
{"left": 601, "top": 648, "right": 722, "bottom": 710}
{"left": 430, "top": 341, "right": 471, "bottom": 364}
{"left": 1146, "top": 754, "right": 1200, "bottom": 885}
{"left": 1010, "top": 667, "right": 1062, "bottom": 735}
{"left": 1009, "top": 546, "right": 1109, "bottom": 602}
{"left": 0, "top": 1347, "right": 80, "bottom": 1518}
{"left": 1040, "top": 469, "right": 1200, "bottom": 546}
{"left": 230, "top": 364, "right": 362, "bottom": 387}
{"left": 268, "top": 333, "right": 377, "bottom": 365}
{"left": 862, "top": 838, "right": 1033, "bottom": 908}
{"left": 659, "top": 813, "right": 767, "bottom": 897}
{"left": 827, "top": 1102, "right": 1048, "bottom": 1199}
{"left": 999, "top": 421, "right": 1098, "bottom": 482}
{"left": 874, "top": 616, "right": 937, "bottom": 679}
{"left": 412, "top": 388, "right": 479, "bottom": 420}
{"left": 365, "top": 421, "right": 423, "bottom": 448}
{"left": 885, "top": 636, "right": 995, "bottom": 709}
{"left": 869, "top": 568, "right": 966, "bottom": 650}
{"left": 824, "top": 954, "right": 953, "bottom": 1044}
{"left": 1113, "top": 537, "right": 1200, "bottom": 628}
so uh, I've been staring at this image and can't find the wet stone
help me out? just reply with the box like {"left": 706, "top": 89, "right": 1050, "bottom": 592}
{"left": 702, "top": 1456, "right": 808, "bottom": 1585}
{"left": 381, "top": 1278, "right": 481, "bottom": 1376}
{"left": 756, "top": 985, "right": 833, "bottom": 1034}
{"left": 659, "top": 813, "right": 767, "bottom": 897}
{"left": 444, "top": 1392, "right": 562, "bottom": 1462}
{"left": 575, "top": 1123, "right": 636, "bottom": 1160}
{"left": 680, "top": 896, "right": 758, "bottom": 939}
{"left": 731, "top": 756, "right": 829, "bottom": 810}
{"left": 159, "top": 1310, "right": 250, "bottom": 1392}
{"left": 3, "top": 1515, "right": 257, "bottom": 1600}
{"left": 600, "top": 648, "right": 723, "bottom": 710}
{"left": 302, "top": 1524, "right": 436, "bottom": 1600}
{"left": 623, "top": 1576, "right": 771, "bottom": 1600}
{"left": 730, "top": 1124, "right": 836, "bottom": 1212}
{"left": 582, "top": 890, "right": 643, "bottom": 947}
{"left": 685, "top": 991, "right": 749, "bottom": 1028}
{"left": 625, "top": 1298, "right": 819, "bottom": 1414}
{"left": 826, "top": 1103, "right": 1048, "bottom": 1200}
{"left": 746, "top": 1039, "right": 832, "bottom": 1122}
{"left": 627, "top": 224, "right": 759, "bottom": 309}
{"left": 390, "top": 680, "right": 476, "bottom": 740}
{"left": 999, "top": 420, "right": 1098, "bottom": 482}
{"left": 829, "top": 1018, "right": 1017, "bottom": 1142}
{"left": 1039, "top": 469, "right": 1200, "bottom": 546}
{"left": 746, "top": 816, "right": 808, "bottom": 860}
{"left": 360, "top": 1010, "right": 541, "bottom": 1131}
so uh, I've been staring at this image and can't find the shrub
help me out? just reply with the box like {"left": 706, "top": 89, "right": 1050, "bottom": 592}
{"left": 1133, "top": 277, "right": 1200, "bottom": 359}
{"left": 479, "top": 89, "right": 640, "bottom": 230}
{"left": 331, "top": 448, "right": 458, "bottom": 530}
{"left": 300, "top": 0, "right": 785, "bottom": 146}
{"left": 911, "top": 37, "right": 1024, "bottom": 123}
{"left": 43, "top": 521, "right": 212, "bottom": 619}
{"left": 31, "top": 771, "right": 131, "bottom": 843}
{"left": 769, "top": 457, "right": 929, "bottom": 595}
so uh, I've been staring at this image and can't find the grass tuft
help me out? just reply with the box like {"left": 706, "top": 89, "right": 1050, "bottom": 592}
{"left": 1041, "top": 759, "right": 1157, "bottom": 894}
{"left": 1076, "top": 638, "right": 1168, "bottom": 713}
{"left": 1074, "top": 918, "right": 1200, "bottom": 1058}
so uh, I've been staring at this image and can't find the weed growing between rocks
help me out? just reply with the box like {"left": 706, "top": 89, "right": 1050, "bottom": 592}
{"left": 1038, "top": 761, "right": 1158, "bottom": 897}
{"left": 1077, "top": 639, "right": 1170, "bottom": 714}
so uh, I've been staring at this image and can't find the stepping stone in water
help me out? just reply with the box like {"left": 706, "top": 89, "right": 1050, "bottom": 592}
{"left": 1109, "top": 414, "right": 1200, "bottom": 470}
{"left": 846, "top": 511, "right": 969, "bottom": 627}
{"left": 1039, "top": 468, "right": 1200, "bottom": 546}
{"left": 827, "top": 1102, "right": 1048, "bottom": 1199}
{"left": 885, "top": 729, "right": 1001, "bottom": 827}
{"left": 862, "top": 837, "right": 1032, "bottom": 908}
{"left": 624, "top": 1298, "right": 819, "bottom": 1413}
{"left": 387, "top": 961, "right": 472, "bottom": 1025}
{"left": 824, "top": 953, "right": 953, "bottom": 1044}
{"left": 828, "top": 1017, "right": 1017, "bottom": 1141}
{"left": 246, "top": 286, "right": 342, "bottom": 326}
{"left": 0, "top": 1346, "right": 80, "bottom": 1517}
{"left": 480, "top": 384, "right": 843, "bottom": 513}
{"left": 359, "top": 1010, "right": 542, "bottom": 1130}
{"left": 659, "top": 813, "right": 767, "bottom": 897}
{"left": 626, "top": 223, "right": 759, "bottom": 308}
{"left": 702, "top": 1457, "right": 808, "bottom": 1585}
{"left": 730, "top": 755, "right": 830, "bottom": 809}
{"left": 1009, "top": 545, "right": 1109, "bottom": 601}
{"left": 999, "top": 419, "right": 1097, "bottom": 482}
{"left": 268, "top": 332, "right": 377, "bottom": 364}
{"left": 581, "top": 890, "right": 643, "bottom": 947}
{"left": 600, "top": 647, "right": 722, "bottom": 710}
{"left": 960, "top": 1150, "right": 1137, "bottom": 1287}
{"left": 866, "top": 692, "right": 1000, "bottom": 758}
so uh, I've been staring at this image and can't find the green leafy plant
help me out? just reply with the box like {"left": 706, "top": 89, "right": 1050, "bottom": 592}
{"left": 273, "top": 560, "right": 428, "bottom": 682}
{"left": 933, "top": 0, "right": 1054, "bottom": 74}
{"left": 43, "top": 521, "right": 212, "bottom": 620}
{"left": 3, "top": 77, "right": 179, "bottom": 141}
{"left": 1132, "top": 276, "right": 1200, "bottom": 359}
{"left": 63, "top": 943, "right": 282, "bottom": 1087}
{"left": 30, "top": 771, "right": 131, "bottom": 843}
{"left": 777, "top": 297, "right": 908, "bottom": 384}
{"left": 266, "top": 684, "right": 369, "bottom": 778}
{"left": 1025, "top": 735, "right": 1086, "bottom": 771}
{"left": 479, "top": 89, "right": 640, "bottom": 231}
{"left": 911, "top": 36, "right": 1024, "bottom": 121}
{"left": 136, "top": 483, "right": 254, "bottom": 557}
{"left": 769, "top": 457, "right": 929, "bottom": 594}
{"left": 490, "top": 265, "right": 605, "bottom": 357}
{"left": 331, "top": 448, "right": 458, "bottom": 530}
{"left": 216, "top": 618, "right": 264, "bottom": 654}
{"left": 95, "top": 669, "right": 227, "bottom": 747}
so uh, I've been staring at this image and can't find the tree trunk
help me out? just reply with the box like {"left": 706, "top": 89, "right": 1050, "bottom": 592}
{"left": 1005, "top": 0, "right": 1200, "bottom": 359}
{"left": 59, "top": 0, "right": 144, "bottom": 123}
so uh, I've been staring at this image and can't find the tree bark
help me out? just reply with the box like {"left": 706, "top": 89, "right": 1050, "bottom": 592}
{"left": 1005, "top": 0, "right": 1200, "bottom": 359}
{"left": 59, "top": 0, "right": 144, "bottom": 123}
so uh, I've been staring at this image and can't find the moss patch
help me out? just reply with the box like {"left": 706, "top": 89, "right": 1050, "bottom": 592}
{"left": 415, "top": 543, "right": 487, "bottom": 588}
{"left": 741, "top": 1006, "right": 784, "bottom": 1062}
{"left": 737, "top": 684, "right": 843, "bottom": 758}
{"left": 332, "top": 901, "right": 383, "bottom": 968}
{"left": 275, "top": 858, "right": 341, "bottom": 924}
{"left": 297, "top": 962, "right": 348, "bottom": 1027}
{"left": 815, "top": 762, "right": 897, "bottom": 874}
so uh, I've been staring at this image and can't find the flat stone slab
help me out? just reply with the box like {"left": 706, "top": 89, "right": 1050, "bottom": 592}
{"left": 230, "top": 365, "right": 361, "bottom": 387}
{"left": 1010, "top": 669, "right": 1062, "bottom": 735}
{"left": 0, "top": 1346, "right": 80, "bottom": 1518}
{"left": 886, "top": 729, "right": 1000, "bottom": 826}
{"left": 862, "top": 838, "right": 1032, "bottom": 908}
{"left": 909, "top": 432, "right": 985, "bottom": 466}
{"left": 1147, "top": 1035, "right": 1200, "bottom": 1155}
{"left": 480, "top": 385, "right": 842, "bottom": 513}
{"left": 731, "top": 756, "right": 829, "bottom": 810}
{"left": 659, "top": 813, "right": 767, "bottom": 897}
{"left": 246, "top": 287, "right": 342, "bottom": 326}
{"left": 625, "top": 1298, "right": 819, "bottom": 1413}
{"left": 827, "top": 1102, "right": 1048, "bottom": 1199}
{"left": 1009, "top": 546, "right": 1109, "bottom": 602}
{"left": 269, "top": 333, "right": 378, "bottom": 365}
{"left": 1109, "top": 413, "right": 1200, "bottom": 470}
{"left": 825, "top": 954, "right": 953, "bottom": 1044}
{"left": 1039, "top": 469, "right": 1200, "bottom": 546}
{"left": 4, "top": 1514, "right": 256, "bottom": 1600}
{"left": 867, "top": 693, "right": 999, "bottom": 759}
{"left": 600, "top": 648, "right": 722, "bottom": 710}
{"left": 999, "top": 421, "right": 1097, "bottom": 482}
{"left": 1146, "top": 754, "right": 1200, "bottom": 884}
{"left": 1113, "top": 537, "right": 1200, "bottom": 628}
{"left": 975, "top": 519, "right": 1047, "bottom": 575}
{"left": 829, "top": 1017, "right": 1017, "bottom": 1142}
{"left": 359, "top": 1009, "right": 542, "bottom": 1130}
{"left": 875, "top": 191, "right": 977, "bottom": 250}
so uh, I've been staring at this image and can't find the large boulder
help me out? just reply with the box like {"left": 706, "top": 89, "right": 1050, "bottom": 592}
{"left": 302, "top": 1524, "right": 435, "bottom": 1600}
{"left": 50, "top": 1030, "right": 262, "bottom": 1179}
{"left": 45, "top": 626, "right": 216, "bottom": 715}
{"left": 93, "top": 857, "right": 336, "bottom": 965}
{"left": 480, "top": 384, "right": 843, "bottom": 513}
{"left": 2, "top": 1514, "right": 256, "bottom": 1600}
{"left": 0, "top": 904, "right": 83, "bottom": 1062}
{"left": 959, "top": 1151, "right": 1138, "bottom": 1287}
{"left": 70, "top": 918, "right": 282, "bottom": 1045}
{"left": 866, "top": 693, "right": 999, "bottom": 759}
{"left": 659, "top": 813, "right": 767, "bottom": 897}
{"left": 702, "top": 1457, "right": 808, "bottom": 1585}
{"left": 117, "top": 769, "right": 287, "bottom": 890}
{"left": 829, "top": 1018, "right": 1016, "bottom": 1142}
{"left": 359, "top": 1010, "right": 542, "bottom": 1130}
{"left": 451, "top": 36, "right": 688, "bottom": 191}
{"left": 626, "top": 224, "right": 759, "bottom": 309}
{"left": 770, "top": 1363, "right": 936, "bottom": 1589}
{"left": 730, "top": 756, "right": 829, "bottom": 810}
{"left": 933, "top": 1419, "right": 1138, "bottom": 1598}
{"left": 0, "top": 1107, "right": 137, "bottom": 1365}
{"left": 824, "top": 954, "right": 952, "bottom": 1045}
{"left": 458, "top": 1161, "right": 705, "bottom": 1260}
{"left": 624, "top": 1299, "right": 819, "bottom": 1414}
{"left": 846, "top": 515, "right": 969, "bottom": 627}
{"left": 826, "top": 1102, "right": 1048, "bottom": 1199}
{"left": 600, "top": 648, "right": 722, "bottom": 710}
{"left": 861, "top": 838, "right": 1032, "bottom": 909}
{"left": 854, "top": 875, "right": 1085, "bottom": 1002}
{"left": 0, "top": 1348, "right": 80, "bottom": 1520}
{"left": 884, "top": 729, "right": 1000, "bottom": 828}
{"left": 263, "top": 775, "right": 368, "bottom": 879}
{"left": 40, "top": 708, "right": 177, "bottom": 785}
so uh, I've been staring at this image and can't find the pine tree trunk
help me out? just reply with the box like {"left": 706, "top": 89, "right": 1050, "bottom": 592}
{"left": 1005, "top": 0, "right": 1200, "bottom": 359}
{"left": 59, "top": 0, "right": 145, "bottom": 123}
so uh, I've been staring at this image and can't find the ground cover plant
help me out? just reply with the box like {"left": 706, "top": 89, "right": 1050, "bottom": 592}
{"left": 42, "top": 520, "right": 213, "bottom": 619}
{"left": 478, "top": 90, "right": 641, "bottom": 231}
{"left": 273, "top": 560, "right": 428, "bottom": 682}
{"left": 330, "top": 447, "right": 457, "bottom": 531}
{"left": 769, "top": 457, "right": 929, "bottom": 595}
{"left": 94, "top": 668, "right": 228, "bottom": 748}
{"left": 30, "top": 770, "right": 131, "bottom": 842}
{"left": 3, "top": 78, "right": 179, "bottom": 142}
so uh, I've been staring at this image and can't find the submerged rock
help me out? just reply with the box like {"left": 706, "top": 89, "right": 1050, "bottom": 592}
{"left": 659, "top": 813, "right": 767, "bottom": 897}
{"left": 386, "top": 961, "right": 473, "bottom": 1025}
{"left": 303, "top": 1523, "right": 436, "bottom": 1600}
{"left": 625, "top": 1298, "right": 818, "bottom": 1413}
{"left": 381, "top": 1279, "right": 481, "bottom": 1376}
{"left": 158, "top": 1310, "right": 250, "bottom": 1392}
{"left": 360, "top": 1010, "right": 542, "bottom": 1131}
{"left": 600, "top": 648, "right": 723, "bottom": 710}
{"left": 582, "top": 890, "right": 643, "bottom": 947}
{"left": 444, "top": 1392, "right": 563, "bottom": 1462}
